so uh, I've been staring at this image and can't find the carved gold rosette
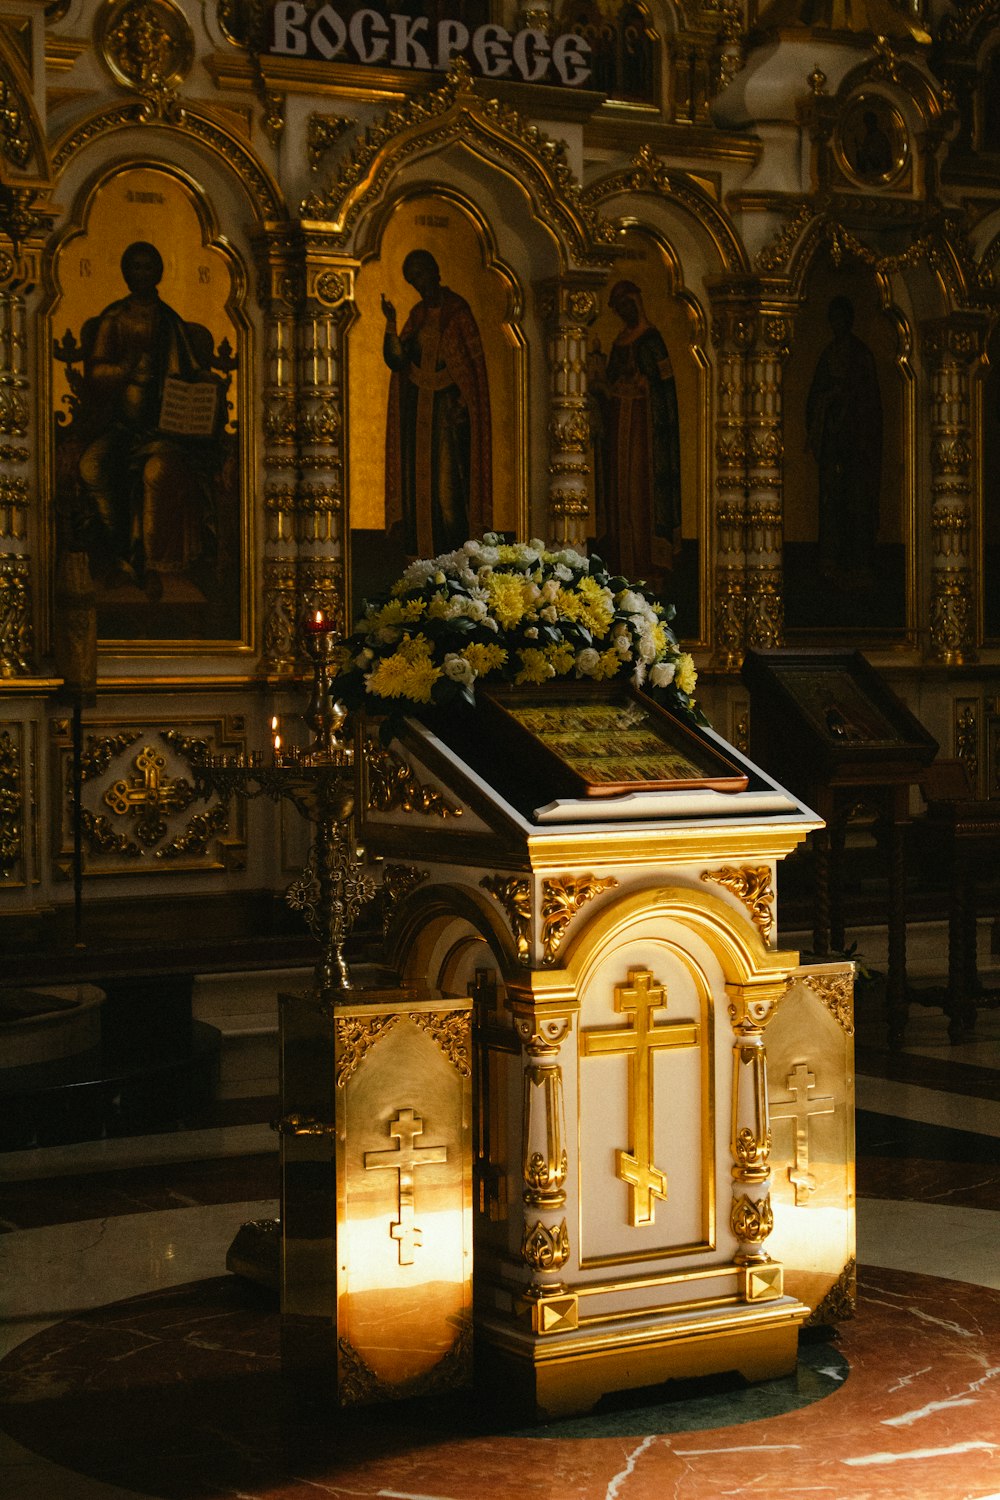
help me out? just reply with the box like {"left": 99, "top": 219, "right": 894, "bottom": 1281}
{"left": 334, "top": 1012, "right": 399, "bottom": 1087}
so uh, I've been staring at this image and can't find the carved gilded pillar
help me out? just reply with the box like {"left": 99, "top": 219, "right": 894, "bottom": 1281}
{"left": 256, "top": 227, "right": 301, "bottom": 676}
{"left": 298, "top": 238, "right": 353, "bottom": 632}
{"left": 0, "top": 251, "right": 34, "bottom": 676}
{"left": 508, "top": 989, "right": 574, "bottom": 1325}
{"left": 744, "top": 308, "right": 789, "bottom": 651}
{"left": 537, "top": 276, "right": 601, "bottom": 550}
{"left": 708, "top": 288, "right": 752, "bottom": 669}
{"left": 727, "top": 978, "right": 784, "bottom": 1302}
{"left": 923, "top": 315, "right": 985, "bottom": 665}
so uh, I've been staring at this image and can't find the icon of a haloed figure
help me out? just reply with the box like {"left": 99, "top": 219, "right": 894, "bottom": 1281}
{"left": 805, "top": 295, "right": 883, "bottom": 591}
{"left": 70, "top": 240, "right": 228, "bottom": 601}
{"left": 381, "top": 249, "right": 492, "bottom": 557}
{"left": 588, "top": 279, "right": 682, "bottom": 587}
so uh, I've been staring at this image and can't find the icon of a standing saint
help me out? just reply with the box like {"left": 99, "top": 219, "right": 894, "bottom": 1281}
{"left": 381, "top": 249, "right": 492, "bottom": 557}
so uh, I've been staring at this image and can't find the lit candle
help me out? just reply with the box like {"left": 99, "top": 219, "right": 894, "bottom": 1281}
{"left": 273, "top": 733, "right": 282, "bottom": 757}
{"left": 305, "top": 609, "right": 328, "bottom": 633}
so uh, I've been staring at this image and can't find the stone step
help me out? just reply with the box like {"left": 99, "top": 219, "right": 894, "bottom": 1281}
{"left": 192, "top": 967, "right": 311, "bottom": 1100}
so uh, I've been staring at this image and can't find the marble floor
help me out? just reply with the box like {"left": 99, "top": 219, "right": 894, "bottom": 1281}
{"left": 3, "top": 925, "right": 1000, "bottom": 1500}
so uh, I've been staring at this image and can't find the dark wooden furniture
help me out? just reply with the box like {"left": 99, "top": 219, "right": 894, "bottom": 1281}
{"left": 742, "top": 649, "right": 938, "bottom": 1045}
{"left": 914, "top": 760, "right": 1000, "bottom": 1042}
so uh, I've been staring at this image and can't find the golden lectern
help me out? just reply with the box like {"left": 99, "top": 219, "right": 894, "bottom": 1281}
{"left": 355, "top": 687, "right": 855, "bottom": 1418}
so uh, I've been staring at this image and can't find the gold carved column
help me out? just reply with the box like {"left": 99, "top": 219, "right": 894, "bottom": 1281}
{"left": 536, "top": 276, "right": 601, "bottom": 550}
{"left": 297, "top": 236, "right": 353, "bottom": 632}
{"left": 508, "top": 984, "right": 577, "bottom": 1332}
{"left": 708, "top": 286, "right": 752, "bottom": 669}
{"left": 744, "top": 307, "right": 790, "bottom": 652}
{"left": 923, "top": 315, "right": 986, "bottom": 665}
{"left": 0, "top": 248, "right": 37, "bottom": 676}
{"left": 255, "top": 227, "right": 301, "bottom": 676}
{"left": 727, "top": 977, "right": 784, "bottom": 1303}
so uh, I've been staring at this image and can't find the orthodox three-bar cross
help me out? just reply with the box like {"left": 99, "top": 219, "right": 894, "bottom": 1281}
{"left": 582, "top": 968, "right": 700, "bottom": 1227}
{"left": 364, "top": 1107, "right": 448, "bottom": 1264}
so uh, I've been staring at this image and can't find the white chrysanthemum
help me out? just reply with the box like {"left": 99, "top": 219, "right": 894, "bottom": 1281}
{"left": 540, "top": 605, "right": 559, "bottom": 623}
{"left": 524, "top": 626, "right": 539, "bottom": 639}
{"left": 553, "top": 563, "right": 573, "bottom": 582}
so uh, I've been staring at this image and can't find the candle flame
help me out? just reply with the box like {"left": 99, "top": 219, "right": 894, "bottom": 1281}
{"left": 270, "top": 715, "right": 279, "bottom": 732}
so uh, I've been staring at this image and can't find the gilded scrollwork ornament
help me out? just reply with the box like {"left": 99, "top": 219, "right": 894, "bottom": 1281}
{"left": 98, "top": 0, "right": 194, "bottom": 121}
{"left": 308, "top": 113, "right": 352, "bottom": 172}
{"left": 366, "top": 741, "right": 462, "bottom": 819}
{"left": 731, "top": 1189, "right": 774, "bottom": 1244}
{"left": 409, "top": 1010, "right": 472, "bottom": 1077}
{"left": 0, "top": 726, "right": 21, "bottom": 880}
{"left": 701, "top": 864, "right": 774, "bottom": 943}
{"left": 540, "top": 874, "right": 618, "bottom": 962}
{"left": 0, "top": 553, "right": 31, "bottom": 676}
{"left": 521, "top": 1217, "right": 570, "bottom": 1274}
{"left": 334, "top": 1013, "right": 399, "bottom": 1087}
{"left": 798, "top": 971, "right": 855, "bottom": 1035}
{"left": 380, "top": 862, "right": 428, "bottom": 935}
{"left": 807, "top": 1256, "right": 857, "bottom": 1325}
{"left": 481, "top": 874, "right": 532, "bottom": 963}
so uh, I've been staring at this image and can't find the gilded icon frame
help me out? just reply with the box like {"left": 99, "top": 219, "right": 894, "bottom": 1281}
{"left": 45, "top": 160, "right": 255, "bottom": 657}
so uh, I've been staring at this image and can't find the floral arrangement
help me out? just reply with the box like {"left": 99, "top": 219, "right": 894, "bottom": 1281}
{"left": 331, "top": 535, "right": 701, "bottom": 735}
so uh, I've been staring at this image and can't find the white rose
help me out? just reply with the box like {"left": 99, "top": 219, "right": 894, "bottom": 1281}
{"left": 524, "top": 626, "right": 539, "bottom": 639}
{"left": 649, "top": 660, "right": 676, "bottom": 688}
{"left": 443, "top": 653, "right": 475, "bottom": 687}
{"left": 575, "top": 647, "right": 600, "bottom": 677}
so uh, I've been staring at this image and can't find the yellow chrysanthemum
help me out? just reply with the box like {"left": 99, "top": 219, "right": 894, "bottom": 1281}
{"left": 515, "top": 647, "right": 555, "bottom": 685}
{"left": 487, "top": 573, "right": 530, "bottom": 629}
{"left": 593, "top": 647, "right": 623, "bottom": 681}
{"left": 464, "top": 642, "right": 508, "bottom": 676}
{"left": 369, "top": 597, "right": 426, "bottom": 634}
{"left": 676, "top": 653, "right": 697, "bottom": 695}
{"left": 545, "top": 642, "right": 576, "bottom": 676}
{"left": 556, "top": 576, "right": 614, "bottom": 636}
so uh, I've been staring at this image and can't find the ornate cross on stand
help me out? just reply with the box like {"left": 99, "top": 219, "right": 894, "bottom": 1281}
{"left": 364, "top": 1107, "right": 448, "bottom": 1264}
{"left": 582, "top": 968, "right": 700, "bottom": 1227}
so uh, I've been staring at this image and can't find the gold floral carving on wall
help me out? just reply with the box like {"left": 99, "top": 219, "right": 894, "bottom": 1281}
{"left": 54, "top": 720, "right": 244, "bottom": 875}
{"left": 701, "top": 864, "right": 774, "bottom": 943}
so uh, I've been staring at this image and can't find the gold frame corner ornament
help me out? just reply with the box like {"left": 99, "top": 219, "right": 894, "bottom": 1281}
{"left": 701, "top": 864, "right": 774, "bottom": 944}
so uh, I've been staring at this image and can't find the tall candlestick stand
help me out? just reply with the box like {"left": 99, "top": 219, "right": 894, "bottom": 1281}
{"left": 192, "top": 623, "right": 375, "bottom": 992}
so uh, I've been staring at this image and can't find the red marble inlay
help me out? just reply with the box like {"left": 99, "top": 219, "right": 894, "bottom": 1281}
{"left": 1, "top": 1266, "right": 999, "bottom": 1498}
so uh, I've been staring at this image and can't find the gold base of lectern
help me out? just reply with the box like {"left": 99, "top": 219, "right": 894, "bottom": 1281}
{"left": 477, "top": 1297, "right": 810, "bottom": 1420}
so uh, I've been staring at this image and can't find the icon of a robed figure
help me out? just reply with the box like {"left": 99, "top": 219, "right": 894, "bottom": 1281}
{"left": 805, "top": 295, "right": 883, "bottom": 592}
{"left": 381, "top": 249, "right": 492, "bottom": 558}
{"left": 588, "top": 279, "right": 682, "bottom": 587}
{"left": 56, "top": 240, "right": 231, "bottom": 604}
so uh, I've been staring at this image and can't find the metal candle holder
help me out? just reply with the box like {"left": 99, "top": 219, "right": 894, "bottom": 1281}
{"left": 194, "top": 619, "right": 374, "bottom": 992}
